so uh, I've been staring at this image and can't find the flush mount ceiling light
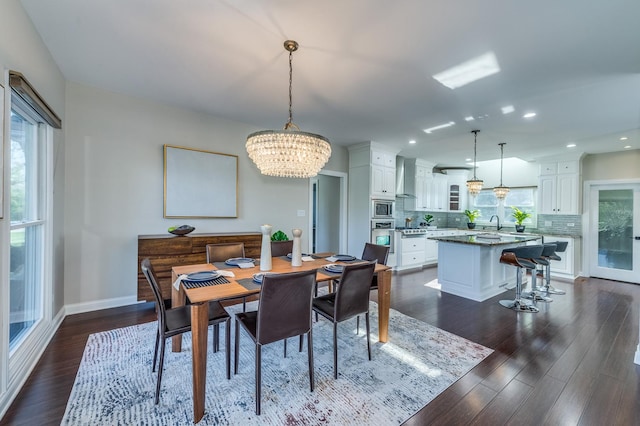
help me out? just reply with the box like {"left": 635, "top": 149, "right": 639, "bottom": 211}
{"left": 493, "top": 142, "right": 510, "bottom": 199}
{"left": 423, "top": 121, "right": 455, "bottom": 134}
{"left": 466, "top": 130, "right": 484, "bottom": 196}
{"left": 246, "top": 40, "right": 331, "bottom": 178}
{"left": 432, "top": 52, "right": 501, "bottom": 90}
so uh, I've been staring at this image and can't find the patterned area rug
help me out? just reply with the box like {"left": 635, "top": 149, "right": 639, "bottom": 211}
{"left": 62, "top": 302, "right": 492, "bottom": 425}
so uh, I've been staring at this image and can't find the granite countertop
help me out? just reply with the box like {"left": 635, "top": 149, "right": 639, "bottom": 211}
{"left": 428, "top": 233, "right": 542, "bottom": 246}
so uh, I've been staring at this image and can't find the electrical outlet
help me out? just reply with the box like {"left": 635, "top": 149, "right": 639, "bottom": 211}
{"left": 567, "top": 223, "right": 575, "bottom": 227}
{"left": 297, "top": 210, "right": 305, "bottom": 217}
{"left": 545, "top": 221, "right": 552, "bottom": 227}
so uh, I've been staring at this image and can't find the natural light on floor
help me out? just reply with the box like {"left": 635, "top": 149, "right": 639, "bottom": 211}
{"left": 424, "top": 279, "right": 441, "bottom": 290}
{"left": 378, "top": 341, "right": 444, "bottom": 378}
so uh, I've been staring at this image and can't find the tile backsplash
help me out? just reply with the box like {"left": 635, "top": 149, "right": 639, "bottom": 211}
{"left": 536, "top": 214, "right": 582, "bottom": 236}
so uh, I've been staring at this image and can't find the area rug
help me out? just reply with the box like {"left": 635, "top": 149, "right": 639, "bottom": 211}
{"left": 62, "top": 302, "right": 492, "bottom": 425}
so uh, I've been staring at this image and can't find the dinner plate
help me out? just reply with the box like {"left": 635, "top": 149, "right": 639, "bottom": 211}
{"left": 225, "top": 257, "right": 254, "bottom": 266}
{"left": 186, "top": 271, "right": 220, "bottom": 281}
{"left": 252, "top": 272, "right": 273, "bottom": 283}
{"left": 333, "top": 254, "right": 356, "bottom": 261}
{"left": 323, "top": 264, "right": 344, "bottom": 273}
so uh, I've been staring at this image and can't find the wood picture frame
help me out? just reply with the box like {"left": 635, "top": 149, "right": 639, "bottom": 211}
{"left": 163, "top": 144, "right": 238, "bottom": 218}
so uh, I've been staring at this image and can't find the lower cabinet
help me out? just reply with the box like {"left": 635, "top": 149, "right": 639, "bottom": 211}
{"left": 545, "top": 236, "right": 580, "bottom": 281}
{"left": 398, "top": 238, "right": 426, "bottom": 269}
{"left": 425, "top": 238, "right": 438, "bottom": 264}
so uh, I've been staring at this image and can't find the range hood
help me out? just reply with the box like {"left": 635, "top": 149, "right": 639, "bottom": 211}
{"left": 395, "top": 156, "right": 416, "bottom": 198}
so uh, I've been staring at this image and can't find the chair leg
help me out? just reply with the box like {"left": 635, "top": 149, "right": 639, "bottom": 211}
{"left": 213, "top": 324, "right": 219, "bottom": 353}
{"left": 152, "top": 329, "right": 160, "bottom": 372}
{"left": 155, "top": 337, "right": 166, "bottom": 405}
{"left": 365, "top": 312, "right": 371, "bottom": 361}
{"left": 234, "top": 318, "right": 240, "bottom": 375}
{"left": 356, "top": 316, "right": 360, "bottom": 335}
{"left": 283, "top": 338, "right": 287, "bottom": 358}
{"left": 225, "top": 319, "right": 231, "bottom": 380}
{"left": 308, "top": 330, "right": 314, "bottom": 392}
{"left": 256, "top": 343, "right": 262, "bottom": 415}
{"left": 243, "top": 297, "right": 246, "bottom": 312}
{"left": 333, "top": 322, "right": 338, "bottom": 379}
{"left": 299, "top": 334, "right": 304, "bottom": 352}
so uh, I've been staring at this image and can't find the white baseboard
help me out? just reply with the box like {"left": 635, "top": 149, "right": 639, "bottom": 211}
{"left": 63, "top": 295, "right": 142, "bottom": 316}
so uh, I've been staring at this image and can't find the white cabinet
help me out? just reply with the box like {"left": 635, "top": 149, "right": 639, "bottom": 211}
{"left": 424, "top": 238, "right": 438, "bottom": 264}
{"left": 544, "top": 236, "right": 580, "bottom": 281}
{"left": 538, "top": 161, "right": 580, "bottom": 214}
{"left": 443, "top": 169, "right": 469, "bottom": 212}
{"left": 370, "top": 149, "right": 396, "bottom": 199}
{"left": 399, "top": 238, "right": 426, "bottom": 268}
{"left": 429, "top": 173, "right": 448, "bottom": 211}
{"left": 404, "top": 159, "right": 434, "bottom": 211}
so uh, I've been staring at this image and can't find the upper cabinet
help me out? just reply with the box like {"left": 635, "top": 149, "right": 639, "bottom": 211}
{"left": 538, "top": 161, "right": 580, "bottom": 214}
{"left": 442, "top": 169, "right": 469, "bottom": 212}
{"left": 371, "top": 149, "right": 396, "bottom": 199}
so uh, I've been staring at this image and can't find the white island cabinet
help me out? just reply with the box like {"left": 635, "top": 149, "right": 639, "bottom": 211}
{"left": 429, "top": 234, "right": 541, "bottom": 301}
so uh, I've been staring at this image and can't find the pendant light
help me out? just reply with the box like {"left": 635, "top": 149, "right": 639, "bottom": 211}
{"left": 493, "top": 142, "right": 510, "bottom": 199}
{"left": 466, "top": 130, "right": 483, "bottom": 195}
{"left": 246, "top": 40, "right": 332, "bottom": 178}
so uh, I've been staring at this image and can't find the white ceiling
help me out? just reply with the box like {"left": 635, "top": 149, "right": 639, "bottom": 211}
{"left": 20, "top": 0, "right": 640, "bottom": 167}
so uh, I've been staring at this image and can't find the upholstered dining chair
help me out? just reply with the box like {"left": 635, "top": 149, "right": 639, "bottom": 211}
{"left": 234, "top": 269, "right": 317, "bottom": 415}
{"left": 312, "top": 261, "right": 376, "bottom": 379}
{"left": 206, "top": 242, "right": 247, "bottom": 310}
{"left": 141, "top": 258, "right": 231, "bottom": 404}
{"left": 206, "top": 242, "right": 245, "bottom": 263}
{"left": 270, "top": 240, "right": 293, "bottom": 257}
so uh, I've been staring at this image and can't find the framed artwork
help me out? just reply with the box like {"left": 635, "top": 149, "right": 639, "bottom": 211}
{"left": 163, "top": 144, "right": 238, "bottom": 218}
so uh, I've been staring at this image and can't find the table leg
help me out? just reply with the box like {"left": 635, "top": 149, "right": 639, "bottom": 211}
{"left": 171, "top": 270, "right": 186, "bottom": 352}
{"left": 191, "top": 301, "right": 209, "bottom": 423}
{"left": 377, "top": 269, "right": 391, "bottom": 343}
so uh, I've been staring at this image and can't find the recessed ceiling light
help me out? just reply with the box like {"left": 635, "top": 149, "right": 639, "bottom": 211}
{"left": 501, "top": 105, "right": 515, "bottom": 114}
{"left": 464, "top": 116, "right": 475, "bottom": 121}
{"left": 432, "top": 52, "right": 501, "bottom": 90}
{"left": 423, "top": 121, "right": 455, "bottom": 134}
{"left": 624, "top": 145, "right": 632, "bottom": 149}
{"left": 523, "top": 112, "right": 536, "bottom": 119}
{"left": 567, "top": 143, "right": 576, "bottom": 148}
{"left": 409, "top": 140, "right": 416, "bottom": 144}
{"left": 620, "top": 136, "right": 628, "bottom": 141}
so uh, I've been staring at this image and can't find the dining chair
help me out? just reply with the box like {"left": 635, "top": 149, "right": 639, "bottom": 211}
{"left": 234, "top": 269, "right": 317, "bottom": 415}
{"left": 270, "top": 240, "right": 293, "bottom": 257}
{"left": 206, "top": 242, "right": 248, "bottom": 310}
{"left": 312, "top": 261, "right": 376, "bottom": 379}
{"left": 141, "top": 258, "right": 231, "bottom": 404}
{"left": 206, "top": 242, "right": 245, "bottom": 263}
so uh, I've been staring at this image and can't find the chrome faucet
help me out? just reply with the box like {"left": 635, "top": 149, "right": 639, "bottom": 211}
{"left": 490, "top": 215, "right": 502, "bottom": 231}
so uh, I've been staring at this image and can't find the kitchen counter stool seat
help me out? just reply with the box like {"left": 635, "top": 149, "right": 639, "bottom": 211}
{"left": 498, "top": 245, "right": 544, "bottom": 313}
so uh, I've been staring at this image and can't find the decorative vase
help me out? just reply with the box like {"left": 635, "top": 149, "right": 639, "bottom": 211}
{"left": 291, "top": 228, "right": 303, "bottom": 267}
{"left": 515, "top": 225, "right": 525, "bottom": 233}
{"left": 260, "top": 224, "right": 272, "bottom": 271}
{"left": 467, "top": 222, "right": 476, "bottom": 229}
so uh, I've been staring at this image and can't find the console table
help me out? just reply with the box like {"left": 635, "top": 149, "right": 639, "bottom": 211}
{"left": 137, "top": 232, "right": 262, "bottom": 302}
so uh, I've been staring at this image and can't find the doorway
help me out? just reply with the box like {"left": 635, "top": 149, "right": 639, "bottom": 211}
{"left": 309, "top": 171, "right": 347, "bottom": 254}
{"left": 587, "top": 182, "right": 640, "bottom": 283}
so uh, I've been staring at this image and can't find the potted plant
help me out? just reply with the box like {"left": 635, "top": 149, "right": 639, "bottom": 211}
{"left": 423, "top": 214, "right": 434, "bottom": 227}
{"left": 463, "top": 209, "right": 480, "bottom": 229}
{"left": 511, "top": 207, "right": 532, "bottom": 232}
{"left": 271, "top": 230, "right": 289, "bottom": 241}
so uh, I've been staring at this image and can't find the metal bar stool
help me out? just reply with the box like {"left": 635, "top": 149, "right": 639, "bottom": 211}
{"left": 499, "top": 245, "right": 544, "bottom": 313}
{"left": 522, "top": 243, "right": 557, "bottom": 303}
{"left": 541, "top": 240, "right": 569, "bottom": 295}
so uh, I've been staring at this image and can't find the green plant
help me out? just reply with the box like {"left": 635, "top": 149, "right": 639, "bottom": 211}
{"left": 511, "top": 207, "right": 532, "bottom": 225}
{"left": 463, "top": 209, "right": 480, "bottom": 223}
{"left": 423, "top": 214, "right": 434, "bottom": 225}
{"left": 271, "top": 230, "right": 289, "bottom": 241}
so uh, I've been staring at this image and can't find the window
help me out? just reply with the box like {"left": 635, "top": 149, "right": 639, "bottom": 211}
{"left": 473, "top": 187, "right": 537, "bottom": 227}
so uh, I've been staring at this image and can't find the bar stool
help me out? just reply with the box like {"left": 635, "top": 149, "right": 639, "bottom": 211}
{"left": 499, "top": 245, "right": 544, "bottom": 313}
{"left": 541, "top": 241, "right": 569, "bottom": 295}
{"left": 522, "top": 243, "right": 557, "bottom": 303}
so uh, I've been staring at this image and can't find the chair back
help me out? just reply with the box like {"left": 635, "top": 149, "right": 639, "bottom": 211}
{"left": 541, "top": 243, "right": 558, "bottom": 257}
{"left": 361, "top": 243, "right": 390, "bottom": 265}
{"left": 206, "top": 243, "right": 245, "bottom": 263}
{"left": 546, "top": 241, "right": 568, "bottom": 253}
{"left": 503, "top": 245, "right": 544, "bottom": 261}
{"left": 256, "top": 269, "right": 317, "bottom": 345}
{"left": 270, "top": 240, "right": 294, "bottom": 257}
{"left": 141, "top": 258, "right": 167, "bottom": 329}
{"left": 334, "top": 262, "right": 376, "bottom": 322}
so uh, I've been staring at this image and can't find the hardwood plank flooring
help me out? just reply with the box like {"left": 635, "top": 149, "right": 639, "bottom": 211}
{"left": 2, "top": 267, "right": 640, "bottom": 425}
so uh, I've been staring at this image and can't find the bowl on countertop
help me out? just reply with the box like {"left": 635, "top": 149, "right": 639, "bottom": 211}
{"left": 169, "top": 226, "right": 195, "bottom": 236}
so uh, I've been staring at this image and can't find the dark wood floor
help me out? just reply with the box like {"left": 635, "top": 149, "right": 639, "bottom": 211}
{"left": 2, "top": 267, "right": 640, "bottom": 425}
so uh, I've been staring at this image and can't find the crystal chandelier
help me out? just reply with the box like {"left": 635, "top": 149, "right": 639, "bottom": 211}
{"left": 493, "top": 142, "right": 510, "bottom": 199}
{"left": 246, "top": 40, "right": 331, "bottom": 178}
{"left": 466, "top": 130, "right": 483, "bottom": 195}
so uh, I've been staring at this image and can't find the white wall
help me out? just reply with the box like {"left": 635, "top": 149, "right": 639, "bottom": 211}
{"left": 64, "top": 82, "right": 348, "bottom": 305}
{"left": 582, "top": 150, "right": 640, "bottom": 181}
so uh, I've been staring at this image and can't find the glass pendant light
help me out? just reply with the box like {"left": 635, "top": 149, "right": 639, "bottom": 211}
{"left": 246, "top": 40, "right": 331, "bottom": 178}
{"left": 493, "top": 142, "right": 510, "bottom": 199}
{"left": 466, "top": 130, "right": 483, "bottom": 195}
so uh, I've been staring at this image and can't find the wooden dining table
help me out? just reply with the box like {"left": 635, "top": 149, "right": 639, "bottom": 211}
{"left": 170, "top": 255, "right": 392, "bottom": 424}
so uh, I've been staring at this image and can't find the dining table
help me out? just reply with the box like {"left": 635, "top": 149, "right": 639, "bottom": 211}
{"left": 170, "top": 254, "right": 392, "bottom": 423}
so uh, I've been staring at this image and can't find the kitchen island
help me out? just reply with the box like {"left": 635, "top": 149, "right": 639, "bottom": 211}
{"left": 428, "top": 233, "right": 541, "bottom": 301}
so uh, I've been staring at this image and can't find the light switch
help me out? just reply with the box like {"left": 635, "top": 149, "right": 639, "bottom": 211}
{"left": 297, "top": 210, "right": 306, "bottom": 217}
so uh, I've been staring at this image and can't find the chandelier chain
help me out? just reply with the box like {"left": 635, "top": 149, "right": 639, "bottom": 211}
{"left": 287, "top": 48, "right": 294, "bottom": 128}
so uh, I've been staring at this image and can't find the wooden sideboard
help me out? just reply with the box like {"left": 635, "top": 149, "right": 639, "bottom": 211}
{"left": 137, "top": 232, "right": 262, "bottom": 303}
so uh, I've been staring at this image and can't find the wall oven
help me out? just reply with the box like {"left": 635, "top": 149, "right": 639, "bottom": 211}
{"left": 371, "top": 220, "right": 395, "bottom": 254}
{"left": 372, "top": 199, "right": 395, "bottom": 219}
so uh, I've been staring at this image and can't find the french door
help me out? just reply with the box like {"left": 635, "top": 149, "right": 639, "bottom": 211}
{"left": 589, "top": 183, "right": 640, "bottom": 283}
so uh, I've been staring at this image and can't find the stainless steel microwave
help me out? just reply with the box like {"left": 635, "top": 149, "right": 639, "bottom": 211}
{"left": 372, "top": 199, "right": 394, "bottom": 218}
